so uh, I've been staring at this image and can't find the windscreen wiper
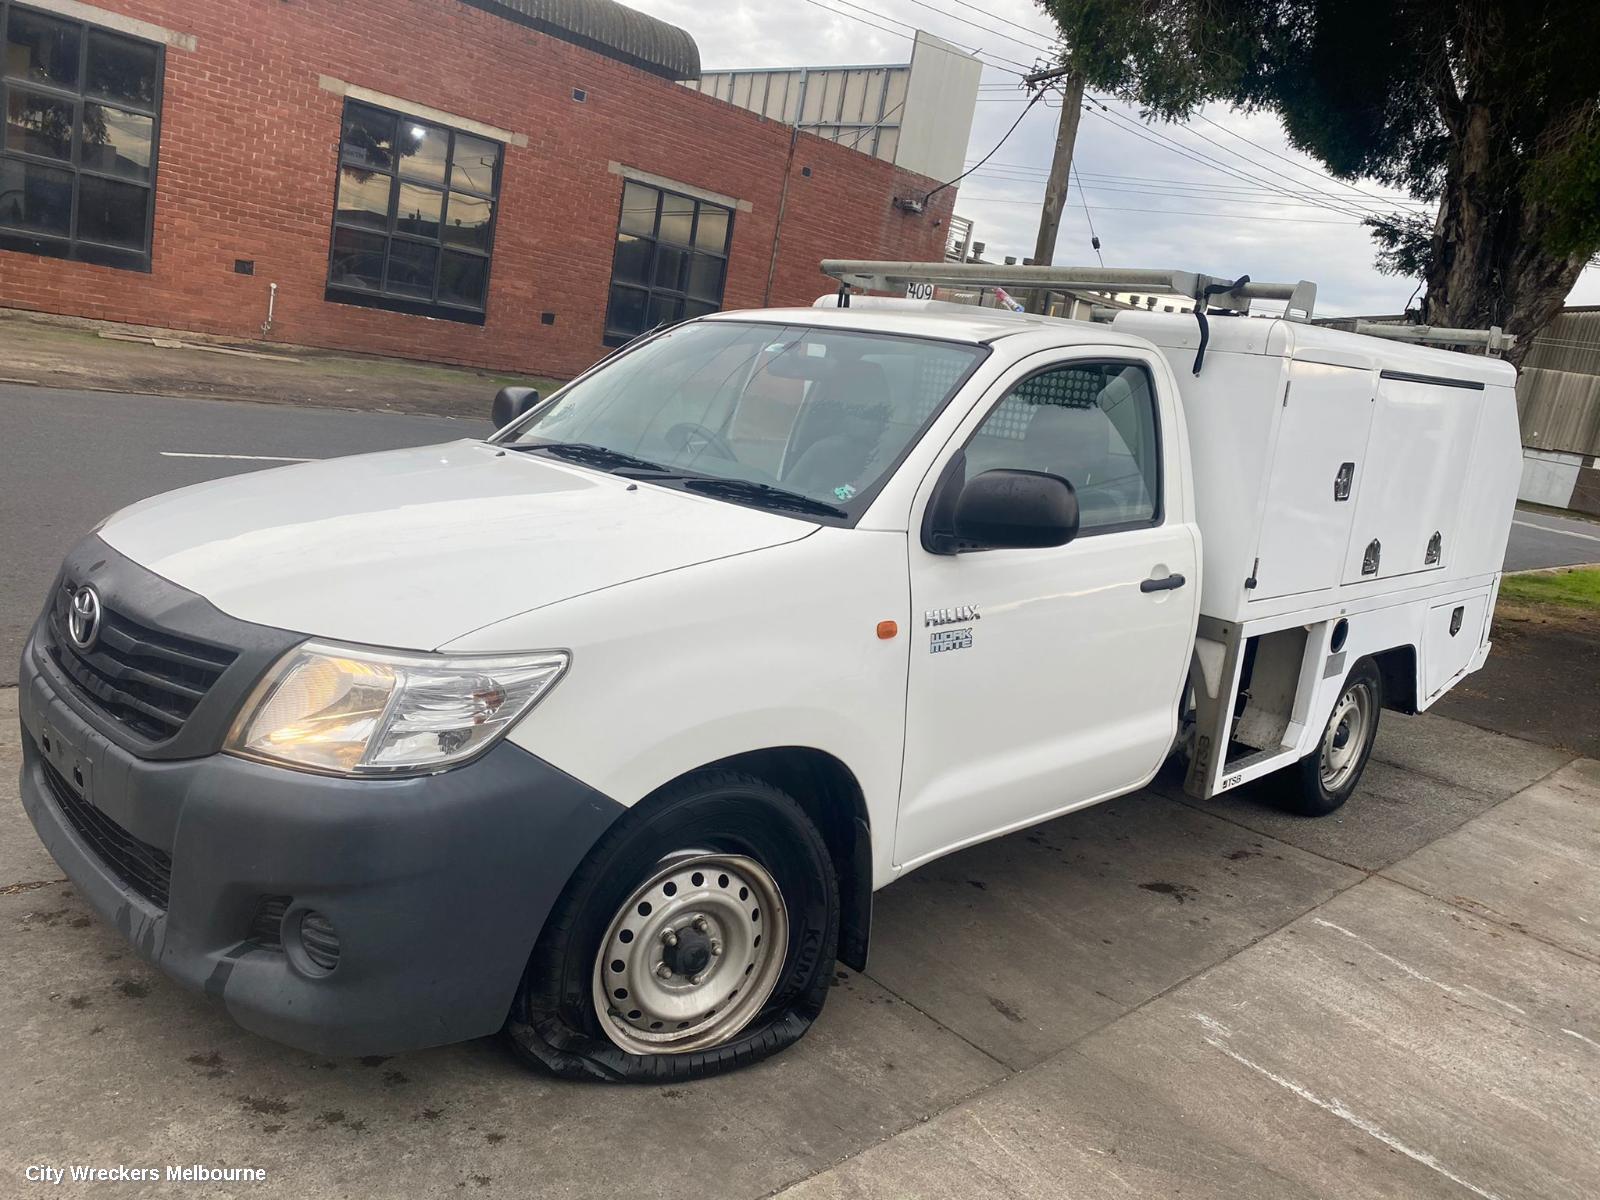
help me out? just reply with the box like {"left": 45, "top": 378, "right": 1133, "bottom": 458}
{"left": 680, "top": 477, "right": 847, "bottom": 519}
{"left": 504, "top": 441, "right": 677, "bottom": 476}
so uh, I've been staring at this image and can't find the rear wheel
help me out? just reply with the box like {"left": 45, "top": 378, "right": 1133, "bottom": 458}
{"left": 1274, "top": 658, "right": 1383, "bottom": 817}
{"left": 506, "top": 770, "right": 838, "bottom": 1081}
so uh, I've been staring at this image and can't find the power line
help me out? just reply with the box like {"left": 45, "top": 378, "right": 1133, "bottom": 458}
{"left": 970, "top": 91, "right": 1409, "bottom": 222}
{"left": 965, "top": 168, "right": 1433, "bottom": 214}
{"left": 936, "top": 0, "right": 1062, "bottom": 43}
{"left": 1084, "top": 96, "right": 1432, "bottom": 223}
{"left": 975, "top": 160, "right": 1346, "bottom": 187}
{"left": 1084, "top": 97, "right": 1375, "bottom": 220}
{"left": 1191, "top": 111, "right": 1412, "bottom": 208}
{"left": 1071, "top": 162, "right": 1104, "bottom": 266}
{"left": 972, "top": 163, "right": 1432, "bottom": 200}
{"left": 804, "top": 0, "right": 1416, "bottom": 236}
{"left": 823, "top": 0, "right": 1039, "bottom": 74}
{"left": 957, "top": 195, "right": 1366, "bottom": 224}
{"left": 1079, "top": 100, "right": 1374, "bottom": 221}
{"left": 800, "top": 0, "right": 913, "bottom": 44}
{"left": 820, "top": 0, "right": 920, "bottom": 36}
{"left": 969, "top": 120, "right": 1424, "bottom": 224}
{"left": 898, "top": 0, "right": 1059, "bottom": 59}
{"left": 976, "top": 178, "right": 1374, "bottom": 211}
{"left": 925, "top": 88, "right": 1047, "bottom": 203}
{"left": 1118, "top": 103, "right": 1400, "bottom": 220}
{"left": 965, "top": 170, "right": 1432, "bottom": 210}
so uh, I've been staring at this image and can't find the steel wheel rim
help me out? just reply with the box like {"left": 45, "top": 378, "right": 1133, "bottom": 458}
{"left": 592, "top": 852, "right": 788, "bottom": 1055}
{"left": 1319, "top": 681, "right": 1373, "bottom": 791}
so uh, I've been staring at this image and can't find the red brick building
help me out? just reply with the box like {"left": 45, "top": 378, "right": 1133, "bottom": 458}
{"left": 0, "top": 0, "right": 960, "bottom": 379}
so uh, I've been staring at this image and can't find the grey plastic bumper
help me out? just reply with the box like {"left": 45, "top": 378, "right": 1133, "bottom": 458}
{"left": 18, "top": 630, "right": 625, "bottom": 1057}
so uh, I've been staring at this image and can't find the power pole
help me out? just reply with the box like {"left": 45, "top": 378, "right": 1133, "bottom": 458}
{"left": 1025, "top": 68, "right": 1085, "bottom": 312}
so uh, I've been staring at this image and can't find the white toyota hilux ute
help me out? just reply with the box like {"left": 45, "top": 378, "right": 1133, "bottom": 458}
{"left": 17, "top": 263, "right": 1523, "bottom": 1081}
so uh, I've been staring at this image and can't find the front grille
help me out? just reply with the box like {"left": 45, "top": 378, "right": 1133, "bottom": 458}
{"left": 46, "top": 581, "right": 237, "bottom": 743}
{"left": 38, "top": 754, "right": 172, "bottom": 908}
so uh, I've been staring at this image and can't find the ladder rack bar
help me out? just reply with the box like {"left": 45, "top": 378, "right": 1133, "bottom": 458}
{"left": 820, "top": 260, "right": 1318, "bottom": 320}
{"left": 1353, "top": 321, "right": 1516, "bottom": 356}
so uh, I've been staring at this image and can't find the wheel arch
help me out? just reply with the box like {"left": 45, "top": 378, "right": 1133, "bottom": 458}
{"left": 695, "top": 746, "right": 873, "bottom": 972}
{"left": 1369, "top": 643, "right": 1418, "bottom": 714}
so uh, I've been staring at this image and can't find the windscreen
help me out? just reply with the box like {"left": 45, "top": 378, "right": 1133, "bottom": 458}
{"left": 499, "top": 321, "right": 985, "bottom": 521}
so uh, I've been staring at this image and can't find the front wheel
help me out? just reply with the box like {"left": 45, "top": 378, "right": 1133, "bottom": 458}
{"left": 506, "top": 770, "right": 838, "bottom": 1081}
{"left": 1274, "top": 658, "right": 1383, "bottom": 817}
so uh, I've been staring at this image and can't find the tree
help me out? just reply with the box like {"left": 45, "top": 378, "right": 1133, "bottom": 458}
{"left": 1039, "top": 0, "right": 1600, "bottom": 364}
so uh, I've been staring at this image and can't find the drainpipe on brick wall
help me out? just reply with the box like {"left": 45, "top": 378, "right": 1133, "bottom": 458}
{"left": 763, "top": 70, "right": 808, "bottom": 308}
{"left": 261, "top": 282, "right": 278, "bottom": 339}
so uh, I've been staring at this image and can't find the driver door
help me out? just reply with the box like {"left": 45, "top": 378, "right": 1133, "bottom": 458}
{"left": 894, "top": 350, "right": 1199, "bottom": 868}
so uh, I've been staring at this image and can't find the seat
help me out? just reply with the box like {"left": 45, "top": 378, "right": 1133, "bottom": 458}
{"left": 1021, "top": 400, "right": 1110, "bottom": 491}
{"left": 782, "top": 360, "right": 890, "bottom": 494}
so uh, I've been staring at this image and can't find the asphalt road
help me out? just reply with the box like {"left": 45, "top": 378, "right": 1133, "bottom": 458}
{"left": 2, "top": 382, "right": 1596, "bottom": 683}
{"left": 1, "top": 384, "right": 486, "bottom": 684}
{"left": 1504, "top": 505, "right": 1600, "bottom": 571}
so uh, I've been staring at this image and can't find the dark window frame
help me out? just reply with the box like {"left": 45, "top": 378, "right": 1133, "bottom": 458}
{"left": 323, "top": 98, "right": 504, "bottom": 325}
{"left": 0, "top": 0, "right": 165, "bottom": 271}
{"left": 603, "top": 179, "right": 733, "bottom": 347}
{"left": 953, "top": 357, "right": 1166, "bottom": 541}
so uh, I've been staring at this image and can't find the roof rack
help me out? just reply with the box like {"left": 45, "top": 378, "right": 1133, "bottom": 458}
{"left": 1351, "top": 321, "right": 1517, "bottom": 357}
{"left": 818, "top": 260, "right": 1514, "bottom": 365}
{"left": 820, "top": 260, "right": 1319, "bottom": 322}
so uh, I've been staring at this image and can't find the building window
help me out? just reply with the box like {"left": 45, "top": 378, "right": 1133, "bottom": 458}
{"left": 604, "top": 179, "right": 732, "bottom": 346}
{"left": 325, "top": 100, "right": 503, "bottom": 323}
{"left": 0, "top": 2, "right": 164, "bottom": 271}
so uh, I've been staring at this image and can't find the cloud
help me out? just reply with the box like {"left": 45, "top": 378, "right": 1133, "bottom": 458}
{"left": 628, "top": 0, "right": 1596, "bottom": 316}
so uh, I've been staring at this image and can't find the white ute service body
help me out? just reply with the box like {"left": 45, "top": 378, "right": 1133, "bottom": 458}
{"left": 18, "top": 264, "right": 1521, "bottom": 1080}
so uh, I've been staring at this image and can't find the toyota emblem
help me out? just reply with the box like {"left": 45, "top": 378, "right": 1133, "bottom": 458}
{"left": 67, "top": 585, "right": 102, "bottom": 651}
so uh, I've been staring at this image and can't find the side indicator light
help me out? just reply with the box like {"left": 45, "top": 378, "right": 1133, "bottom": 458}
{"left": 876, "top": 621, "right": 898, "bottom": 640}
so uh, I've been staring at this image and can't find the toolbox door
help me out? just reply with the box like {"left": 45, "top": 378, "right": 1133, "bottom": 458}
{"left": 1250, "top": 361, "right": 1375, "bottom": 601}
{"left": 1423, "top": 594, "right": 1490, "bottom": 702}
{"left": 1343, "top": 372, "right": 1484, "bottom": 584}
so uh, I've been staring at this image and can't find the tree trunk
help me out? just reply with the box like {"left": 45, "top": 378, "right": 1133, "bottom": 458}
{"left": 1422, "top": 103, "right": 1588, "bottom": 370}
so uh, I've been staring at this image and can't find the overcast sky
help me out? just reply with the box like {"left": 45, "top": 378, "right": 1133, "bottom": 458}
{"left": 629, "top": 0, "right": 1599, "bottom": 317}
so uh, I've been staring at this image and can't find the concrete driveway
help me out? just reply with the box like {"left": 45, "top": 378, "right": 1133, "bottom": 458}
{"left": 4, "top": 686, "right": 1596, "bottom": 1198}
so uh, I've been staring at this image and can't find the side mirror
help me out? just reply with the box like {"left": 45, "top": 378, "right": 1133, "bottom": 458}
{"left": 492, "top": 386, "right": 540, "bottom": 428}
{"left": 952, "top": 469, "right": 1079, "bottom": 550}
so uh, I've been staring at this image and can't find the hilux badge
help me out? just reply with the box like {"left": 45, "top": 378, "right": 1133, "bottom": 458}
{"left": 67, "top": 585, "right": 102, "bottom": 651}
{"left": 925, "top": 604, "right": 980, "bottom": 628}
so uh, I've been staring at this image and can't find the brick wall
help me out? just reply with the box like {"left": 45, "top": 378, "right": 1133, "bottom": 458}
{"left": 0, "top": 0, "right": 956, "bottom": 379}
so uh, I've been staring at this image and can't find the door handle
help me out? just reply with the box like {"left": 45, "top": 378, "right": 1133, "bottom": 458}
{"left": 1140, "top": 573, "right": 1187, "bottom": 593}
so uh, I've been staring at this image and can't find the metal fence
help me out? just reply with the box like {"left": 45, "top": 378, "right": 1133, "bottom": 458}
{"left": 1518, "top": 308, "right": 1600, "bottom": 457}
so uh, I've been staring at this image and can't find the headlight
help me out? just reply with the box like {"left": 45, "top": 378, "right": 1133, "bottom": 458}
{"left": 226, "top": 641, "right": 568, "bottom": 776}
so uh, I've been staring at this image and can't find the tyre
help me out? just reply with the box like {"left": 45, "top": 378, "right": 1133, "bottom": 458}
{"left": 1274, "top": 657, "right": 1383, "bottom": 817}
{"left": 505, "top": 769, "right": 839, "bottom": 1082}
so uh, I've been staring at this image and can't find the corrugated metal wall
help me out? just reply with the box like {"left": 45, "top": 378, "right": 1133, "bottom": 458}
{"left": 686, "top": 66, "right": 909, "bottom": 163}
{"left": 1518, "top": 308, "right": 1600, "bottom": 456}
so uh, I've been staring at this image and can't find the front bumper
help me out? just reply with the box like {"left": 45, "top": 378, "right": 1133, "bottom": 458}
{"left": 18, "top": 627, "right": 624, "bottom": 1057}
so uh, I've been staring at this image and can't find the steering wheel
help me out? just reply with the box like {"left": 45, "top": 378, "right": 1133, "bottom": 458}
{"left": 665, "top": 422, "right": 738, "bottom": 461}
